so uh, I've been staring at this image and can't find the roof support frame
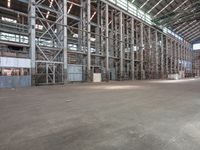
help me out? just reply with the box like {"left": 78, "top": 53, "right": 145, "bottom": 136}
{"left": 147, "top": 0, "right": 163, "bottom": 13}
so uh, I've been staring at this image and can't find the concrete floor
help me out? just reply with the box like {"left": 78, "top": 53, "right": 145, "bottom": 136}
{"left": 0, "top": 79, "right": 200, "bottom": 150}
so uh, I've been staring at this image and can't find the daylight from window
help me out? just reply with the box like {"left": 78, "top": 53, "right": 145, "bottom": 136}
{"left": 193, "top": 43, "right": 200, "bottom": 50}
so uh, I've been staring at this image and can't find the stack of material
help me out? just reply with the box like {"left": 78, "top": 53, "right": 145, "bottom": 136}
{"left": 179, "top": 71, "right": 185, "bottom": 79}
{"left": 168, "top": 74, "right": 179, "bottom": 80}
{"left": 93, "top": 73, "right": 102, "bottom": 82}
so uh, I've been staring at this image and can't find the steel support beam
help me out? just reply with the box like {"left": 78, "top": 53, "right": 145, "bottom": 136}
{"left": 105, "top": 4, "right": 109, "bottom": 81}
{"left": 161, "top": 34, "right": 164, "bottom": 78}
{"left": 131, "top": 17, "right": 135, "bottom": 80}
{"left": 155, "top": 30, "right": 158, "bottom": 78}
{"left": 63, "top": 0, "right": 68, "bottom": 83}
{"left": 87, "top": 0, "right": 91, "bottom": 81}
{"left": 140, "top": 23, "right": 144, "bottom": 79}
{"left": 148, "top": 27, "right": 152, "bottom": 79}
{"left": 119, "top": 11, "right": 123, "bottom": 80}
{"left": 166, "top": 37, "right": 169, "bottom": 75}
{"left": 177, "top": 41, "right": 180, "bottom": 72}
{"left": 29, "top": 0, "right": 36, "bottom": 86}
{"left": 170, "top": 38, "right": 173, "bottom": 74}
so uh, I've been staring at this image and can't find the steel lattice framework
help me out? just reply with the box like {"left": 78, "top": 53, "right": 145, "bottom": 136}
{"left": 0, "top": 0, "right": 194, "bottom": 85}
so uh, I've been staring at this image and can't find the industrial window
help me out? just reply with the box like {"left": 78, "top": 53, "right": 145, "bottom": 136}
{"left": 193, "top": 44, "right": 200, "bottom": 50}
{"left": 0, "top": 32, "right": 28, "bottom": 44}
{"left": 68, "top": 44, "right": 77, "bottom": 51}
{"left": 35, "top": 24, "right": 43, "bottom": 30}
{"left": 1, "top": 17, "right": 17, "bottom": 23}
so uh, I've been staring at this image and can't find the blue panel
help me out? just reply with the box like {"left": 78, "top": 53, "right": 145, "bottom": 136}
{"left": 68, "top": 65, "right": 83, "bottom": 81}
{"left": 0, "top": 76, "right": 31, "bottom": 88}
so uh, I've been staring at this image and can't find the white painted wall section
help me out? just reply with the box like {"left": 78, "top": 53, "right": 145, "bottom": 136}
{"left": 0, "top": 57, "right": 31, "bottom": 68}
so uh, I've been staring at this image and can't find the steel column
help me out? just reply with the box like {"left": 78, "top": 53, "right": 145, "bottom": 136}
{"left": 87, "top": 0, "right": 91, "bottom": 81}
{"left": 161, "top": 34, "right": 164, "bottom": 78}
{"left": 131, "top": 17, "right": 135, "bottom": 80}
{"left": 119, "top": 11, "right": 123, "bottom": 80}
{"left": 29, "top": 0, "right": 36, "bottom": 86}
{"left": 166, "top": 37, "right": 169, "bottom": 76}
{"left": 63, "top": 0, "right": 68, "bottom": 83}
{"left": 105, "top": 4, "right": 109, "bottom": 81}
{"left": 140, "top": 22, "right": 144, "bottom": 79}
{"left": 155, "top": 30, "right": 158, "bottom": 78}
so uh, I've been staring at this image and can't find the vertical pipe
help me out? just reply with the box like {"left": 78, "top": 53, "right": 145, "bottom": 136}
{"left": 166, "top": 37, "right": 168, "bottom": 77}
{"left": 148, "top": 27, "right": 151, "bottom": 79}
{"left": 53, "top": 65, "right": 55, "bottom": 84}
{"left": 105, "top": 4, "right": 109, "bottom": 81}
{"left": 131, "top": 17, "right": 135, "bottom": 80}
{"left": 29, "top": 0, "right": 36, "bottom": 86}
{"left": 173, "top": 41, "right": 176, "bottom": 73}
{"left": 82, "top": 1, "right": 86, "bottom": 52}
{"left": 161, "top": 34, "right": 164, "bottom": 78}
{"left": 170, "top": 38, "right": 173, "bottom": 74}
{"left": 140, "top": 22, "right": 144, "bottom": 79}
{"left": 181, "top": 42, "right": 183, "bottom": 72}
{"left": 184, "top": 43, "right": 186, "bottom": 74}
{"left": 87, "top": 0, "right": 91, "bottom": 81}
{"left": 174, "top": 41, "right": 177, "bottom": 73}
{"left": 46, "top": 64, "right": 48, "bottom": 84}
{"left": 177, "top": 41, "right": 180, "bottom": 73}
{"left": 185, "top": 43, "right": 187, "bottom": 74}
{"left": 119, "top": 11, "right": 123, "bottom": 80}
{"left": 155, "top": 30, "right": 158, "bottom": 78}
{"left": 63, "top": 0, "right": 68, "bottom": 83}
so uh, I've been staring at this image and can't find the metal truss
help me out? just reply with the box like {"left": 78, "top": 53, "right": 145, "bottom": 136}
{"left": 29, "top": 0, "right": 66, "bottom": 85}
{"left": 0, "top": 0, "right": 195, "bottom": 85}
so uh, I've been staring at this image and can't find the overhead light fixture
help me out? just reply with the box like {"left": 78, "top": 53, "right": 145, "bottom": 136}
{"left": 7, "top": 0, "right": 11, "bottom": 8}
{"left": 73, "top": 34, "right": 78, "bottom": 38}
{"left": 68, "top": 4, "right": 73, "bottom": 14}
{"left": 49, "top": 0, "right": 54, "bottom": 8}
{"left": 90, "top": 37, "right": 96, "bottom": 42}
{"left": 46, "top": 11, "right": 50, "bottom": 19}
{"left": 46, "top": 0, "right": 54, "bottom": 19}
{"left": 90, "top": 11, "right": 96, "bottom": 21}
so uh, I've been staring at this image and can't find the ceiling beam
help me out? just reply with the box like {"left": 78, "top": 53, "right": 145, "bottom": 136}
{"left": 189, "top": 35, "right": 200, "bottom": 42}
{"left": 173, "top": 22, "right": 187, "bottom": 31}
{"left": 154, "top": 0, "right": 175, "bottom": 17}
{"left": 147, "top": 0, "right": 163, "bottom": 13}
{"left": 140, "top": 0, "right": 150, "bottom": 9}
{"left": 165, "top": 10, "right": 200, "bottom": 27}
{"left": 132, "top": 0, "right": 136, "bottom": 3}
{"left": 184, "top": 27, "right": 199, "bottom": 37}
{"left": 175, "top": 21, "right": 196, "bottom": 33}
{"left": 173, "top": 0, "right": 189, "bottom": 12}
{"left": 185, "top": 31, "right": 199, "bottom": 39}
{"left": 153, "top": 1, "right": 199, "bottom": 27}
{"left": 180, "top": 22, "right": 199, "bottom": 34}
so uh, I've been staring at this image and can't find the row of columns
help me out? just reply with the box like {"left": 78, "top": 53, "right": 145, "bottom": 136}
{"left": 29, "top": 0, "right": 193, "bottom": 85}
